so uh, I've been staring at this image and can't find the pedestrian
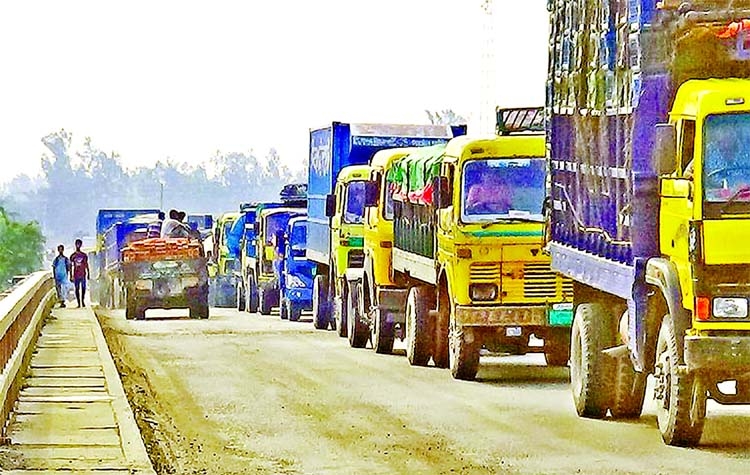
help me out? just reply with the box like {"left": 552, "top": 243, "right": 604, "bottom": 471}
{"left": 52, "top": 244, "right": 70, "bottom": 308}
{"left": 70, "top": 239, "right": 90, "bottom": 308}
{"left": 161, "top": 209, "right": 181, "bottom": 238}
{"left": 147, "top": 211, "right": 165, "bottom": 238}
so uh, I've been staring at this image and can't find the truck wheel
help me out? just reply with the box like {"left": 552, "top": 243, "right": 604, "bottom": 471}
{"left": 312, "top": 275, "right": 331, "bottom": 330}
{"left": 280, "top": 296, "right": 289, "bottom": 320}
{"left": 190, "top": 301, "right": 209, "bottom": 319}
{"left": 654, "top": 316, "right": 706, "bottom": 446}
{"left": 570, "top": 303, "right": 615, "bottom": 419}
{"left": 259, "top": 287, "right": 273, "bottom": 316}
{"left": 610, "top": 351, "right": 647, "bottom": 419}
{"left": 288, "top": 300, "right": 302, "bottom": 322}
{"left": 372, "top": 307, "right": 395, "bottom": 354}
{"left": 346, "top": 281, "right": 369, "bottom": 348}
{"left": 544, "top": 327, "right": 571, "bottom": 367}
{"left": 405, "top": 287, "right": 434, "bottom": 367}
{"left": 135, "top": 305, "right": 146, "bottom": 321}
{"left": 432, "top": 287, "right": 451, "bottom": 369}
{"left": 335, "top": 279, "right": 348, "bottom": 338}
{"left": 236, "top": 281, "right": 246, "bottom": 312}
{"left": 449, "top": 322, "right": 480, "bottom": 380}
{"left": 125, "top": 293, "right": 137, "bottom": 320}
{"left": 247, "top": 276, "right": 259, "bottom": 313}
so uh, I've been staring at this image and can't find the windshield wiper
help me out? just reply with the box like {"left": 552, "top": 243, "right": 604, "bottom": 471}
{"left": 480, "top": 217, "right": 543, "bottom": 229}
{"left": 719, "top": 185, "right": 750, "bottom": 214}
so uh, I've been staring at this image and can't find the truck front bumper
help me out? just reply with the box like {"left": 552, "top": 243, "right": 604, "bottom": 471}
{"left": 684, "top": 335, "right": 750, "bottom": 372}
{"left": 455, "top": 305, "right": 549, "bottom": 327}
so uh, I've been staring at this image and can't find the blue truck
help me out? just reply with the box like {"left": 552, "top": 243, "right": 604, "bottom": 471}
{"left": 236, "top": 185, "right": 308, "bottom": 312}
{"left": 547, "top": 1, "right": 750, "bottom": 446}
{"left": 93, "top": 209, "right": 159, "bottom": 307}
{"left": 307, "top": 122, "right": 468, "bottom": 330}
{"left": 277, "top": 216, "right": 315, "bottom": 321}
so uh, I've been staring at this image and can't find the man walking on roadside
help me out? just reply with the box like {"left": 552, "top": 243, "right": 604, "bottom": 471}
{"left": 70, "top": 239, "right": 90, "bottom": 308}
{"left": 52, "top": 244, "right": 70, "bottom": 308}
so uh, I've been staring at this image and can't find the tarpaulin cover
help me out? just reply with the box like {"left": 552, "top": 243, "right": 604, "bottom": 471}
{"left": 387, "top": 144, "right": 446, "bottom": 205}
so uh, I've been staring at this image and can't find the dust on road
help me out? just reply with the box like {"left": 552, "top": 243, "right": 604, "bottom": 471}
{"left": 97, "top": 307, "right": 750, "bottom": 475}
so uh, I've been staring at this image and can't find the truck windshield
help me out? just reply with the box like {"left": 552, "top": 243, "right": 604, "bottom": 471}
{"left": 461, "top": 158, "right": 546, "bottom": 223}
{"left": 343, "top": 181, "right": 366, "bottom": 224}
{"left": 703, "top": 113, "right": 750, "bottom": 204}
{"left": 265, "top": 214, "right": 290, "bottom": 244}
{"left": 290, "top": 222, "right": 307, "bottom": 251}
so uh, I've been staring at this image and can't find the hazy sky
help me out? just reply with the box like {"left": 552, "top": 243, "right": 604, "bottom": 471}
{"left": 0, "top": 1, "right": 548, "bottom": 182}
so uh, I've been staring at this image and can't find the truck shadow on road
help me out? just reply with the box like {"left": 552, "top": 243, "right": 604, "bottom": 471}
{"left": 475, "top": 363, "right": 570, "bottom": 386}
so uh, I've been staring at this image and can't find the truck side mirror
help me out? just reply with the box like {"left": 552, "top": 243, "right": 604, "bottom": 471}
{"left": 325, "top": 194, "right": 336, "bottom": 218}
{"left": 364, "top": 180, "right": 380, "bottom": 208}
{"left": 654, "top": 123, "right": 677, "bottom": 176}
{"left": 434, "top": 176, "right": 451, "bottom": 209}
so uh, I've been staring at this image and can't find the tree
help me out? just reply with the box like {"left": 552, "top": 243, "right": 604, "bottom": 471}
{"left": 425, "top": 109, "right": 468, "bottom": 126}
{"left": 0, "top": 207, "right": 45, "bottom": 290}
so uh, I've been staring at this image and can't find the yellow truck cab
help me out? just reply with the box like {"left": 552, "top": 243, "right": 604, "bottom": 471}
{"left": 210, "top": 212, "right": 240, "bottom": 307}
{"left": 350, "top": 117, "right": 573, "bottom": 380}
{"left": 348, "top": 148, "right": 414, "bottom": 352}
{"left": 327, "top": 165, "right": 370, "bottom": 336}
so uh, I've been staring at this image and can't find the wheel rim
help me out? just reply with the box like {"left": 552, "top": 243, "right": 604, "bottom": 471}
{"left": 655, "top": 327, "right": 671, "bottom": 429}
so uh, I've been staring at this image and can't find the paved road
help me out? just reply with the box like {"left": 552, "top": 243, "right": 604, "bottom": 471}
{"left": 96, "top": 307, "right": 750, "bottom": 475}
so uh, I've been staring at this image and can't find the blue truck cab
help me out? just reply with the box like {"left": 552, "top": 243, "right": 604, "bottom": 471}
{"left": 278, "top": 216, "right": 315, "bottom": 321}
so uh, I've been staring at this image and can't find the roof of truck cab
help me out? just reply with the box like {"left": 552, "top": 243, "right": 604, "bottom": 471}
{"left": 336, "top": 164, "right": 371, "bottom": 183}
{"left": 217, "top": 212, "right": 240, "bottom": 223}
{"left": 370, "top": 148, "right": 415, "bottom": 171}
{"left": 672, "top": 79, "right": 750, "bottom": 118}
{"left": 443, "top": 134, "right": 545, "bottom": 161}
{"left": 259, "top": 207, "right": 306, "bottom": 218}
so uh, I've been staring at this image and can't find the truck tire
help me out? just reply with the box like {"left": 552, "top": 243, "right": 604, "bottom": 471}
{"left": 610, "top": 351, "right": 647, "bottom": 419}
{"left": 405, "top": 287, "right": 434, "bottom": 367}
{"left": 259, "top": 287, "right": 273, "bottom": 316}
{"left": 125, "top": 292, "right": 137, "bottom": 320}
{"left": 544, "top": 327, "right": 571, "bottom": 367}
{"left": 570, "top": 303, "right": 615, "bottom": 419}
{"left": 280, "top": 296, "right": 289, "bottom": 320}
{"left": 372, "top": 307, "right": 395, "bottom": 354}
{"left": 288, "top": 300, "right": 302, "bottom": 322}
{"left": 346, "top": 281, "right": 369, "bottom": 348}
{"left": 247, "top": 276, "right": 259, "bottom": 313}
{"left": 190, "top": 301, "right": 209, "bottom": 319}
{"left": 334, "top": 279, "right": 348, "bottom": 338}
{"left": 135, "top": 305, "right": 146, "bottom": 321}
{"left": 432, "top": 288, "right": 451, "bottom": 369}
{"left": 236, "top": 281, "right": 246, "bottom": 312}
{"left": 449, "top": 322, "right": 480, "bottom": 380}
{"left": 312, "top": 275, "right": 331, "bottom": 330}
{"left": 654, "top": 316, "right": 705, "bottom": 447}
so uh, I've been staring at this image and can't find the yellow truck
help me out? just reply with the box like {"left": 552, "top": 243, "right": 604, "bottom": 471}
{"left": 210, "top": 212, "right": 240, "bottom": 307}
{"left": 349, "top": 116, "right": 573, "bottom": 380}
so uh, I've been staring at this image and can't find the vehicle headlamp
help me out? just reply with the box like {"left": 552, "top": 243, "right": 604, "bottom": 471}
{"left": 469, "top": 283, "right": 498, "bottom": 302}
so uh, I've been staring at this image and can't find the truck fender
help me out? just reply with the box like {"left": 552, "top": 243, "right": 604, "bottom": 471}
{"left": 645, "top": 257, "right": 690, "bottom": 361}
{"left": 436, "top": 265, "right": 453, "bottom": 304}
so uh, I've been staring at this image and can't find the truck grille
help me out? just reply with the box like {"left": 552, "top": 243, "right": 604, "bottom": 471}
{"left": 348, "top": 250, "right": 365, "bottom": 268}
{"left": 470, "top": 262, "right": 501, "bottom": 282}
{"left": 523, "top": 263, "right": 561, "bottom": 299}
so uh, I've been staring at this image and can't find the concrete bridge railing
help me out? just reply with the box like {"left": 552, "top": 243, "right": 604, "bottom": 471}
{"left": 0, "top": 271, "right": 55, "bottom": 439}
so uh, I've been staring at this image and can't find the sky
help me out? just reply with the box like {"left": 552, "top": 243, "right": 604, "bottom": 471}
{"left": 0, "top": 1, "right": 549, "bottom": 183}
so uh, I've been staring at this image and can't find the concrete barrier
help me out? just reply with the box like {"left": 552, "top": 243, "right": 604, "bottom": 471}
{"left": 0, "top": 271, "right": 55, "bottom": 439}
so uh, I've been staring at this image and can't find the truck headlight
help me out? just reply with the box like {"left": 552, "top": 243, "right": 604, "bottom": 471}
{"left": 135, "top": 280, "right": 153, "bottom": 290}
{"left": 287, "top": 275, "right": 307, "bottom": 288}
{"left": 469, "top": 283, "right": 498, "bottom": 301}
{"left": 713, "top": 297, "right": 748, "bottom": 319}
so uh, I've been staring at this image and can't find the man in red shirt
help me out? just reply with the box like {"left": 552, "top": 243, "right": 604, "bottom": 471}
{"left": 70, "top": 239, "right": 90, "bottom": 308}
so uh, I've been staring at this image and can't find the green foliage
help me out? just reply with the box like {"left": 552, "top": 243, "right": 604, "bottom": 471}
{"left": 0, "top": 207, "right": 44, "bottom": 290}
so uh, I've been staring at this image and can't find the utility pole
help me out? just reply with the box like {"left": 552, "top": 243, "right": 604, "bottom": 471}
{"left": 159, "top": 182, "right": 164, "bottom": 210}
{"left": 478, "top": 0, "right": 496, "bottom": 135}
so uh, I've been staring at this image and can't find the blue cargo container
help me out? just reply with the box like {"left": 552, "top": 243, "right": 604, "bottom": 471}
{"left": 96, "top": 209, "right": 159, "bottom": 238}
{"left": 307, "top": 122, "right": 467, "bottom": 267}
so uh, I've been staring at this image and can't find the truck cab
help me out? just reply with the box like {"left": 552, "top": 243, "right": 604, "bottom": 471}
{"left": 255, "top": 207, "right": 306, "bottom": 315}
{"left": 277, "top": 216, "right": 315, "bottom": 322}
{"left": 210, "top": 212, "right": 240, "bottom": 307}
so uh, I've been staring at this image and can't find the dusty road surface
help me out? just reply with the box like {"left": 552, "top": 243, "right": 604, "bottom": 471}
{"left": 96, "top": 307, "right": 750, "bottom": 475}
